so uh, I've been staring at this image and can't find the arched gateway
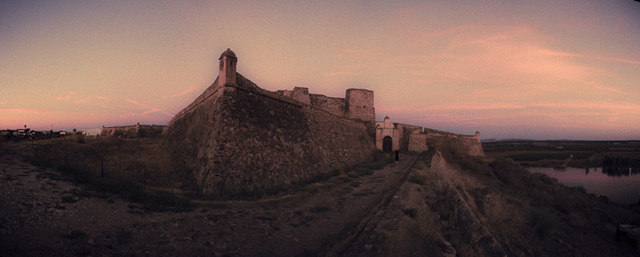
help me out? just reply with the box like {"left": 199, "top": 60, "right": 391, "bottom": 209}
{"left": 383, "top": 136, "right": 393, "bottom": 152}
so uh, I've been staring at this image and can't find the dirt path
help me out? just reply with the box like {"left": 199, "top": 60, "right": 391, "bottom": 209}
{"left": 0, "top": 149, "right": 419, "bottom": 257}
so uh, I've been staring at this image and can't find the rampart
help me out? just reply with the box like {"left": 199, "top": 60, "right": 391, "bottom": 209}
{"left": 309, "top": 94, "right": 346, "bottom": 117}
{"left": 275, "top": 87, "right": 374, "bottom": 122}
{"left": 375, "top": 118, "right": 484, "bottom": 156}
{"left": 100, "top": 123, "right": 166, "bottom": 138}
{"left": 167, "top": 72, "right": 375, "bottom": 195}
{"left": 426, "top": 130, "right": 484, "bottom": 156}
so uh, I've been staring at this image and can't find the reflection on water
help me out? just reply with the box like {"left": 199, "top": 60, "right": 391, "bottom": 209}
{"left": 528, "top": 166, "right": 640, "bottom": 205}
{"left": 601, "top": 155, "right": 640, "bottom": 177}
{"left": 601, "top": 166, "right": 640, "bottom": 177}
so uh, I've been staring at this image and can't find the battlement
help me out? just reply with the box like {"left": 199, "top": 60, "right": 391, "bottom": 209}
{"left": 275, "top": 87, "right": 375, "bottom": 122}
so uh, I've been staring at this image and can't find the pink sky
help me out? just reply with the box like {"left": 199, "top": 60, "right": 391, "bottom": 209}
{"left": 1, "top": 1, "right": 639, "bottom": 139}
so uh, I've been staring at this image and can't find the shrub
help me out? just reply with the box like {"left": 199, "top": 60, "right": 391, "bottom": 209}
{"left": 403, "top": 208, "right": 417, "bottom": 219}
{"left": 143, "top": 191, "right": 194, "bottom": 212}
{"left": 115, "top": 228, "right": 133, "bottom": 245}
{"left": 61, "top": 195, "right": 76, "bottom": 203}
{"left": 408, "top": 174, "right": 427, "bottom": 185}
{"left": 355, "top": 167, "right": 374, "bottom": 176}
{"left": 526, "top": 208, "right": 557, "bottom": 239}
{"left": 310, "top": 206, "right": 329, "bottom": 213}
{"left": 62, "top": 230, "right": 88, "bottom": 240}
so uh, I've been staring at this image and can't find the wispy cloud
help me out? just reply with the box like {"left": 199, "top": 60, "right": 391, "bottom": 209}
{"left": 93, "top": 95, "right": 109, "bottom": 100}
{"left": 586, "top": 81, "right": 624, "bottom": 95}
{"left": 531, "top": 101, "right": 640, "bottom": 113}
{"left": 56, "top": 91, "right": 109, "bottom": 103}
{"left": 164, "top": 85, "right": 198, "bottom": 98}
{"left": 125, "top": 99, "right": 174, "bottom": 117}
{"left": 97, "top": 104, "right": 136, "bottom": 118}
{"left": 0, "top": 107, "right": 46, "bottom": 114}
{"left": 56, "top": 91, "right": 82, "bottom": 101}
{"left": 323, "top": 71, "right": 365, "bottom": 77}
{"left": 126, "top": 99, "right": 146, "bottom": 107}
{"left": 537, "top": 48, "right": 640, "bottom": 66}
{"left": 419, "top": 104, "right": 526, "bottom": 111}
{"left": 56, "top": 94, "right": 71, "bottom": 101}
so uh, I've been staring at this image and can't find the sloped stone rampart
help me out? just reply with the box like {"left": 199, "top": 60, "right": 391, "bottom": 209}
{"left": 427, "top": 132, "right": 485, "bottom": 157}
{"left": 309, "top": 94, "right": 346, "bottom": 117}
{"left": 166, "top": 74, "right": 374, "bottom": 195}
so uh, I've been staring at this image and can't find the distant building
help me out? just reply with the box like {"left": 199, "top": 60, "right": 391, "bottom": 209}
{"left": 100, "top": 123, "right": 167, "bottom": 138}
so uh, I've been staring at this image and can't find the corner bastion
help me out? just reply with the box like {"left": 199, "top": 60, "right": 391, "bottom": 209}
{"left": 166, "top": 49, "right": 375, "bottom": 195}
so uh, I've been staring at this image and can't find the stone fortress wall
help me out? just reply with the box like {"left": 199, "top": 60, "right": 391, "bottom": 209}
{"left": 166, "top": 49, "right": 375, "bottom": 195}
{"left": 376, "top": 117, "right": 484, "bottom": 157}
{"left": 309, "top": 94, "right": 345, "bottom": 117}
{"left": 275, "top": 87, "right": 375, "bottom": 122}
{"left": 167, "top": 48, "right": 484, "bottom": 195}
{"left": 426, "top": 130, "right": 484, "bottom": 156}
{"left": 100, "top": 123, "right": 167, "bottom": 138}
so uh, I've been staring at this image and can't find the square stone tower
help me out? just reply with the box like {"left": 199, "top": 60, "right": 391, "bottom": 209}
{"left": 346, "top": 89, "right": 375, "bottom": 121}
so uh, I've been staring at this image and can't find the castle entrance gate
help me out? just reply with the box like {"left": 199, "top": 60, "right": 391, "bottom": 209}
{"left": 383, "top": 136, "right": 393, "bottom": 152}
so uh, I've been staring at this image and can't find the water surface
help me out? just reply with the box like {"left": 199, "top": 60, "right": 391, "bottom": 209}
{"left": 528, "top": 167, "right": 640, "bottom": 205}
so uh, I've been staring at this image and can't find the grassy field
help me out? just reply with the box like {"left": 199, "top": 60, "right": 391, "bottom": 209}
{"left": 483, "top": 140, "right": 640, "bottom": 167}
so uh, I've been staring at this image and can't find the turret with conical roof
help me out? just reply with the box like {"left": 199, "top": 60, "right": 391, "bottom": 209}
{"left": 218, "top": 48, "right": 237, "bottom": 86}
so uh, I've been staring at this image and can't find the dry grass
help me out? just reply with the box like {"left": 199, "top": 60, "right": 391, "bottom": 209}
{"left": 12, "top": 137, "right": 195, "bottom": 212}
{"left": 18, "top": 137, "right": 180, "bottom": 188}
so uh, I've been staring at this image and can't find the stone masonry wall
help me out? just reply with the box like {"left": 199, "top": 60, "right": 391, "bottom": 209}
{"left": 396, "top": 124, "right": 422, "bottom": 151}
{"left": 291, "top": 87, "right": 311, "bottom": 105}
{"left": 408, "top": 133, "right": 429, "bottom": 153}
{"left": 346, "top": 89, "right": 375, "bottom": 121}
{"left": 100, "top": 124, "right": 166, "bottom": 138}
{"left": 376, "top": 119, "right": 483, "bottom": 156}
{"left": 426, "top": 132, "right": 485, "bottom": 157}
{"left": 309, "top": 94, "right": 346, "bottom": 117}
{"left": 166, "top": 73, "right": 374, "bottom": 195}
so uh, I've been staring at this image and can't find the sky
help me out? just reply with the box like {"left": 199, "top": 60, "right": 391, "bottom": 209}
{"left": 1, "top": 0, "right": 639, "bottom": 140}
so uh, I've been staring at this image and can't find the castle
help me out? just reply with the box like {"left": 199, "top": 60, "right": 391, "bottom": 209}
{"left": 166, "top": 49, "right": 483, "bottom": 195}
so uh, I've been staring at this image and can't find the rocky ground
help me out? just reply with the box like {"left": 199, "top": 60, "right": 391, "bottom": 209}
{"left": 2, "top": 145, "right": 640, "bottom": 256}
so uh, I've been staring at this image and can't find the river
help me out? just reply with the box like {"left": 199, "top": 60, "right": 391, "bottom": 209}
{"left": 528, "top": 167, "right": 640, "bottom": 205}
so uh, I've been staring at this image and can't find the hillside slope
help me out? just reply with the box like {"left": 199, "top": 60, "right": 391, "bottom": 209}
{"left": 344, "top": 149, "right": 640, "bottom": 256}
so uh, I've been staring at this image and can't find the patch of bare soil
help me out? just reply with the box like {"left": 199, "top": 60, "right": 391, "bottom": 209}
{"left": 0, "top": 149, "right": 417, "bottom": 257}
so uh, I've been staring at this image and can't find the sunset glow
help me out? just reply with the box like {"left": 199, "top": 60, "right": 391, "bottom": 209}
{"left": 1, "top": 0, "right": 639, "bottom": 139}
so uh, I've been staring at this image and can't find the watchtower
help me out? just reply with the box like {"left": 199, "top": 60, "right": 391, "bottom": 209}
{"left": 218, "top": 48, "right": 237, "bottom": 86}
{"left": 345, "top": 89, "right": 375, "bottom": 121}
